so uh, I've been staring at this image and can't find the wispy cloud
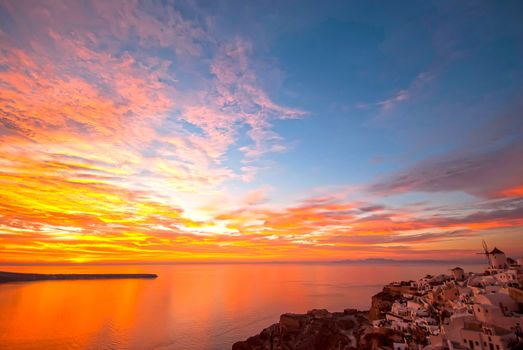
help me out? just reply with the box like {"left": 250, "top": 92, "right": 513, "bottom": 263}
{"left": 358, "top": 72, "right": 433, "bottom": 112}
{"left": 369, "top": 138, "right": 523, "bottom": 198}
{"left": 0, "top": 0, "right": 306, "bottom": 262}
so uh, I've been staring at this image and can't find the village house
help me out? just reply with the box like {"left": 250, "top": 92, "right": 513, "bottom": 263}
{"left": 371, "top": 242, "right": 523, "bottom": 350}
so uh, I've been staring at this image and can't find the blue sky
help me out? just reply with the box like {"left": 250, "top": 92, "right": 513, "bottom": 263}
{"left": 215, "top": 1, "right": 523, "bottom": 200}
{"left": 0, "top": 0, "right": 522, "bottom": 262}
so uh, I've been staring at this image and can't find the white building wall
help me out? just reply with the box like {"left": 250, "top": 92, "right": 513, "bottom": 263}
{"left": 491, "top": 253, "right": 507, "bottom": 269}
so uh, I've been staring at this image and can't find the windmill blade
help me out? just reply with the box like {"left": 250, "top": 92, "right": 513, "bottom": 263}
{"left": 482, "top": 240, "right": 492, "bottom": 266}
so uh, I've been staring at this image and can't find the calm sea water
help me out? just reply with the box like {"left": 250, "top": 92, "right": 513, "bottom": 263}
{"left": 0, "top": 263, "right": 483, "bottom": 349}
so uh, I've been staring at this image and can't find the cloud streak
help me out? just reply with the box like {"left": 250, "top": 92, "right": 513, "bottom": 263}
{"left": 0, "top": 1, "right": 522, "bottom": 263}
{"left": 369, "top": 138, "right": 523, "bottom": 198}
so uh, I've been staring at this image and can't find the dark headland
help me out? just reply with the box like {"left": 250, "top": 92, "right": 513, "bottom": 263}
{"left": 0, "top": 271, "right": 158, "bottom": 283}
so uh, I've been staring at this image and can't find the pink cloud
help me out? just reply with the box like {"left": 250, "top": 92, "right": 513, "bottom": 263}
{"left": 369, "top": 139, "right": 523, "bottom": 198}
{"left": 242, "top": 186, "right": 270, "bottom": 206}
{"left": 358, "top": 71, "right": 433, "bottom": 112}
{"left": 378, "top": 89, "right": 410, "bottom": 110}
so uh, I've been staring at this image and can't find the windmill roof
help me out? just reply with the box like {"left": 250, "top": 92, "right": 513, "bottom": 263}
{"left": 489, "top": 247, "right": 505, "bottom": 254}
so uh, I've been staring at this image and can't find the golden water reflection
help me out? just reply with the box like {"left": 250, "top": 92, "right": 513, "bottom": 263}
{"left": 0, "top": 263, "right": 482, "bottom": 349}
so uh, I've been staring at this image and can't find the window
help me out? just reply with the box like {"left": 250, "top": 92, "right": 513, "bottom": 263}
{"left": 496, "top": 345, "right": 499, "bottom": 350}
{"left": 475, "top": 341, "right": 479, "bottom": 346}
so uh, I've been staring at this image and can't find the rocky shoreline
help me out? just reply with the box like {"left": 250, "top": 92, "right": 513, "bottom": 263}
{"left": 0, "top": 271, "right": 158, "bottom": 283}
{"left": 232, "top": 287, "right": 404, "bottom": 350}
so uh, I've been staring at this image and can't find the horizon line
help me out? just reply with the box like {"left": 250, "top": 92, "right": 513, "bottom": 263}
{"left": 0, "top": 258, "right": 487, "bottom": 267}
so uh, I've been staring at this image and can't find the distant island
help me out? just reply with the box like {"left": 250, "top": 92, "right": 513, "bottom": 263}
{"left": 0, "top": 271, "right": 158, "bottom": 283}
{"left": 333, "top": 258, "right": 485, "bottom": 265}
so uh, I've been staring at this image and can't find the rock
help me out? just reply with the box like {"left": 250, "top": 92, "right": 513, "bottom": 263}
{"left": 232, "top": 309, "right": 369, "bottom": 350}
{"left": 280, "top": 313, "right": 304, "bottom": 332}
{"left": 344, "top": 308, "right": 359, "bottom": 315}
{"left": 307, "top": 308, "right": 331, "bottom": 319}
{"left": 232, "top": 287, "right": 406, "bottom": 349}
{"left": 368, "top": 289, "right": 400, "bottom": 321}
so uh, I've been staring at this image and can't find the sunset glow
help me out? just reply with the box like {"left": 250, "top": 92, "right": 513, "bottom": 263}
{"left": 1, "top": 1, "right": 522, "bottom": 264}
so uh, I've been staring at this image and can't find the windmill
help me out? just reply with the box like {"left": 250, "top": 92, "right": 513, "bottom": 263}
{"left": 477, "top": 240, "right": 492, "bottom": 267}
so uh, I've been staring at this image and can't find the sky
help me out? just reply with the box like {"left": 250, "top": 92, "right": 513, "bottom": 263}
{"left": 0, "top": 0, "right": 522, "bottom": 264}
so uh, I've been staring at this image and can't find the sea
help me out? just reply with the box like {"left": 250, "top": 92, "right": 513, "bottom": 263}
{"left": 0, "top": 262, "right": 483, "bottom": 349}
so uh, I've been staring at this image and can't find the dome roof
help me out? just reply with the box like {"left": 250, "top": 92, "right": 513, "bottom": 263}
{"left": 489, "top": 247, "right": 505, "bottom": 255}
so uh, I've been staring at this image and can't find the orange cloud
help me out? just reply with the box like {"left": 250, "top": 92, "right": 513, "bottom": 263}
{"left": 1, "top": 1, "right": 522, "bottom": 264}
{"left": 498, "top": 185, "right": 523, "bottom": 198}
{"left": 0, "top": 0, "right": 308, "bottom": 263}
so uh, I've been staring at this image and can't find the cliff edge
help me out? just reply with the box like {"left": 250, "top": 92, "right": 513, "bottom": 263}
{"left": 232, "top": 307, "right": 403, "bottom": 350}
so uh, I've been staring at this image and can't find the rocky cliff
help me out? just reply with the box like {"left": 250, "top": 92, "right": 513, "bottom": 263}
{"left": 368, "top": 289, "right": 401, "bottom": 321}
{"left": 232, "top": 307, "right": 403, "bottom": 350}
